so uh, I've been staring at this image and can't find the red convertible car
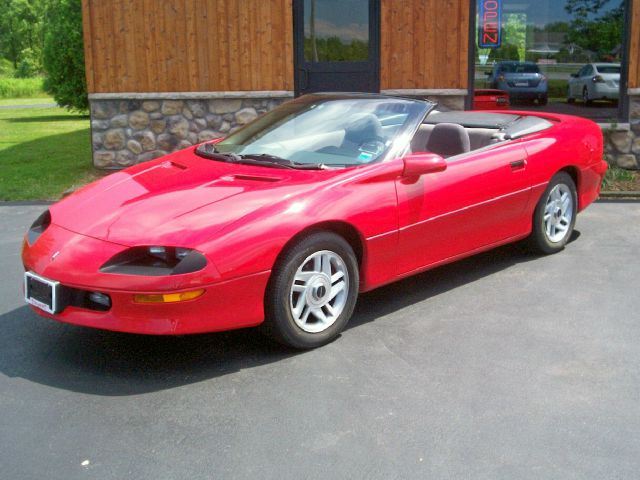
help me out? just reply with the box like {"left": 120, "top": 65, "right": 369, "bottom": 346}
{"left": 22, "top": 93, "right": 607, "bottom": 349}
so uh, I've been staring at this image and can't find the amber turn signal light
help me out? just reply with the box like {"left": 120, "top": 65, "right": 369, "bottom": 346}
{"left": 133, "top": 289, "right": 205, "bottom": 303}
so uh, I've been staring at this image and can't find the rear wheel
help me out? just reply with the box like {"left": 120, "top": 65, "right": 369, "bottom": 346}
{"left": 263, "top": 232, "right": 359, "bottom": 349}
{"left": 567, "top": 87, "right": 575, "bottom": 104}
{"left": 538, "top": 96, "right": 548, "bottom": 106}
{"left": 529, "top": 172, "right": 577, "bottom": 254}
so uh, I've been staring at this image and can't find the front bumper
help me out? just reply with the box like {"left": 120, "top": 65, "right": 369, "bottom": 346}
{"left": 22, "top": 223, "right": 269, "bottom": 334}
{"left": 24, "top": 271, "right": 270, "bottom": 334}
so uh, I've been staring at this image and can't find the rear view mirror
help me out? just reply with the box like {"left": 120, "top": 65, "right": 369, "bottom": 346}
{"left": 402, "top": 152, "right": 447, "bottom": 177}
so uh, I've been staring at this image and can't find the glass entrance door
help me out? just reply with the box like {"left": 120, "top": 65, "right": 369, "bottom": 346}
{"left": 293, "top": 0, "right": 380, "bottom": 96}
{"left": 473, "top": 0, "right": 628, "bottom": 121}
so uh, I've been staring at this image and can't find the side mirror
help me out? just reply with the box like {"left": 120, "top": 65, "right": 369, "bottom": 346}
{"left": 570, "top": 73, "right": 578, "bottom": 78}
{"left": 402, "top": 152, "right": 447, "bottom": 177}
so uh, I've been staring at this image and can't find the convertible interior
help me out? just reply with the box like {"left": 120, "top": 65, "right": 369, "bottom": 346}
{"left": 235, "top": 108, "right": 554, "bottom": 166}
{"left": 409, "top": 111, "right": 554, "bottom": 158}
{"left": 293, "top": 110, "right": 555, "bottom": 163}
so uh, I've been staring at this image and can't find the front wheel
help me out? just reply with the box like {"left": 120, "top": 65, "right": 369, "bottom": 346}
{"left": 263, "top": 232, "right": 359, "bottom": 349}
{"left": 529, "top": 172, "right": 577, "bottom": 254}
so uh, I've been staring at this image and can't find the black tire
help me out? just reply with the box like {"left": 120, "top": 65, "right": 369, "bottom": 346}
{"left": 538, "top": 96, "right": 548, "bottom": 106}
{"left": 583, "top": 87, "right": 593, "bottom": 106}
{"left": 263, "top": 232, "right": 359, "bottom": 349}
{"left": 529, "top": 172, "right": 577, "bottom": 255}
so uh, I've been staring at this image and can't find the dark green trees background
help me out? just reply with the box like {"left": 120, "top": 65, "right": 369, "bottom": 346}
{"left": 0, "top": 0, "right": 87, "bottom": 110}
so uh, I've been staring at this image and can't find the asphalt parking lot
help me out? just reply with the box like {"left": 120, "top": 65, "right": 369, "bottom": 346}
{"left": 1, "top": 202, "right": 639, "bottom": 480}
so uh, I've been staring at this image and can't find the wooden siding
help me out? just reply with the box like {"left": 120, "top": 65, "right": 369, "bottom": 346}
{"left": 629, "top": 0, "right": 640, "bottom": 89}
{"left": 81, "top": 0, "right": 294, "bottom": 93}
{"left": 380, "top": 0, "right": 470, "bottom": 90}
{"left": 82, "top": 0, "right": 471, "bottom": 94}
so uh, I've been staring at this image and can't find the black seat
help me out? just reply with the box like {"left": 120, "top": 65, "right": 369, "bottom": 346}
{"left": 425, "top": 123, "right": 470, "bottom": 158}
{"left": 341, "top": 113, "right": 383, "bottom": 149}
{"left": 317, "top": 114, "right": 383, "bottom": 157}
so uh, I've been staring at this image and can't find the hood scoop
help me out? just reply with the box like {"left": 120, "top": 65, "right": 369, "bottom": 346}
{"left": 221, "top": 174, "right": 283, "bottom": 183}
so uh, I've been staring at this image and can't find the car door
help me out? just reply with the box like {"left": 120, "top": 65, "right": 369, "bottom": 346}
{"left": 569, "top": 67, "right": 581, "bottom": 97}
{"left": 570, "top": 66, "right": 583, "bottom": 97}
{"left": 395, "top": 141, "right": 532, "bottom": 275}
{"left": 581, "top": 65, "right": 594, "bottom": 97}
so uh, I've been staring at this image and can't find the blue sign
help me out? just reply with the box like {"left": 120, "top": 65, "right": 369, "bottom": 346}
{"left": 479, "top": 0, "right": 502, "bottom": 48}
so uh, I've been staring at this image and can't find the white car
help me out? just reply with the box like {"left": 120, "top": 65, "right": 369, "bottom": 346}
{"left": 567, "top": 63, "right": 620, "bottom": 105}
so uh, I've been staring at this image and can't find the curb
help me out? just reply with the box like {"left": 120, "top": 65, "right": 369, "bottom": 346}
{"left": 598, "top": 191, "right": 640, "bottom": 200}
{"left": 0, "top": 201, "right": 53, "bottom": 206}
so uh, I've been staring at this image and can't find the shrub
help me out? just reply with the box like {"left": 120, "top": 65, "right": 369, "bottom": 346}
{"left": 0, "top": 77, "right": 45, "bottom": 98}
{"left": 15, "top": 48, "right": 42, "bottom": 78}
{"left": 42, "top": 0, "right": 87, "bottom": 111}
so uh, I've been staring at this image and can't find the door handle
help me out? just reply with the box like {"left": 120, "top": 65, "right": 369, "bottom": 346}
{"left": 510, "top": 159, "right": 526, "bottom": 170}
{"left": 299, "top": 68, "right": 309, "bottom": 90}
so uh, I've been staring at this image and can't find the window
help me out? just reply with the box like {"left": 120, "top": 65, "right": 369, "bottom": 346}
{"left": 474, "top": 0, "right": 627, "bottom": 121}
{"left": 303, "top": 0, "right": 369, "bottom": 62}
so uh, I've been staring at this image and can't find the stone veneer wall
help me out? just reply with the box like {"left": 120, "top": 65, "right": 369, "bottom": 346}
{"left": 603, "top": 94, "right": 640, "bottom": 170}
{"left": 89, "top": 95, "right": 291, "bottom": 169}
{"left": 89, "top": 91, "right": 468, "bottom": 169}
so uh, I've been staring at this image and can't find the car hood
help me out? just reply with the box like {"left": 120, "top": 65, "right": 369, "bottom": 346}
{"left": 51, "top": 152, "right": 342, "bottom": 246}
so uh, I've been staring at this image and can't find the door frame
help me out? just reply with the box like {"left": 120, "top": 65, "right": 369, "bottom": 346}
{"left": 292, "top": 0, "right": 381, "bottom": 97}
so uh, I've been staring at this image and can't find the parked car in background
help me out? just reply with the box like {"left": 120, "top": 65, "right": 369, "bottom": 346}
{"left": 486, "top": 61, "right": 548, "bottom": 106}
{"left": 473, "top": 89, "right": 510, "bottom": 110}
{"left": 567, "top": 63, "right": 620, "bottom": 105}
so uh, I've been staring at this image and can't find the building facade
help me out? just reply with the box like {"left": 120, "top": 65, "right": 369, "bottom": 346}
{"left": 81, "top": 0, "right": 640, "bottom": 169}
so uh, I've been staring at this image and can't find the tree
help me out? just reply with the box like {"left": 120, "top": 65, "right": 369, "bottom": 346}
{"left": 42, "top": 0, "right": 88, "bottom": 110}
{"left": 0, "top": 0, "right": 44, "bottom": 71}
{"left": 565, "top": 0, "right": 624, "bottom": 60}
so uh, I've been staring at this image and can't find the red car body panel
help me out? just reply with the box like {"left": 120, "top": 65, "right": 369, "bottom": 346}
{"left": 473, "top": 89, "right": 510, "bottom": 110}
{"left": 22, "top": 109, "right": 606, "bottom": 335}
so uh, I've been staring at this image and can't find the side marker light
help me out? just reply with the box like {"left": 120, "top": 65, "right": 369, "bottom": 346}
{"left": 133, "top": 289, "right": 205, "bottom": 304}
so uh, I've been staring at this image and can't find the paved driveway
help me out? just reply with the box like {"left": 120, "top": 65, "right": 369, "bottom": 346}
{"left": 1, "top": 202, "right": 639, "bottom": 480}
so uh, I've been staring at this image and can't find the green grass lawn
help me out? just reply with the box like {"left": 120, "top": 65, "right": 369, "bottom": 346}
{"left": 0, "top": 96, "right": 54, "bottom": 106}
{"left": 0, "top": 77, "right": 45, "bottom": 99}
{"left": 0, "top": 105, "right": 102, "bottom": 201}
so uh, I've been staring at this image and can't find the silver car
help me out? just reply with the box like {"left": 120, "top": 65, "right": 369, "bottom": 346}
{"left": 567, "top": 63, "right": 620, "bottom": 105}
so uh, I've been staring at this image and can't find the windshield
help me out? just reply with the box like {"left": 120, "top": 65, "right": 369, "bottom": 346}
{"left": 595, "top": 65, "right": 620, "bottom": 74}
{"left": 198, "top": 94, "right": 432, "bottom": 168}
{"left": 499, "top": 63, "right": 540, "bottom": 74}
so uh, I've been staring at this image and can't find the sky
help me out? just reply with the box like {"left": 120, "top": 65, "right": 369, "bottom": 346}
{"left": 302, "top": 0, "right": 625, "bottom": 35}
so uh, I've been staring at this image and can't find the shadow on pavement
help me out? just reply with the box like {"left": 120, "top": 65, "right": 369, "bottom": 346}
{"left": 4, "top": 114, "right": 89, "bottom": 123}
{"left": 0, "top": 234, "right": 579, "bottom": 396}
{"left": 347, "top": 237, "right": 567, "bottom": 329}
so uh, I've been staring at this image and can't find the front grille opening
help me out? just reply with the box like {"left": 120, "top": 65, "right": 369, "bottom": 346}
{"left": 60, "top": 286, "right": 111, "bottom": 312}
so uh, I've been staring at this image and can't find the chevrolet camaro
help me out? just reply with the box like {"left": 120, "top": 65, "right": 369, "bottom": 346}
{"left": 22, "top": 93, "right": 607, "bottom": 349}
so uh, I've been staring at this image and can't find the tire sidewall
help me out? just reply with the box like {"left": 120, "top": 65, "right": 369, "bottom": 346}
{"left": 532, "top": 172, "right": 577, "bottom": 254}
{"left": 265, "top": 232, "right": 359, "bottom": 349}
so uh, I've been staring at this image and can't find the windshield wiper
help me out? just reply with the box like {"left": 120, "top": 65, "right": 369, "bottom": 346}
{"left": 196, "top": 144, "right": 327, "bottom": 170}
{"left": 196, "top": 144, "right": 244, "bottom": 163}
{"left": 238, "top": 153, "right": 327, "bottom": 170}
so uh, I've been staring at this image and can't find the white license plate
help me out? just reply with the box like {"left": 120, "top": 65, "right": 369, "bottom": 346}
{"left": 515, "top": 82, "right": 528, "bottom": 87}
{"left": 24, "top": 272, "right": 60, "bottom": 314}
